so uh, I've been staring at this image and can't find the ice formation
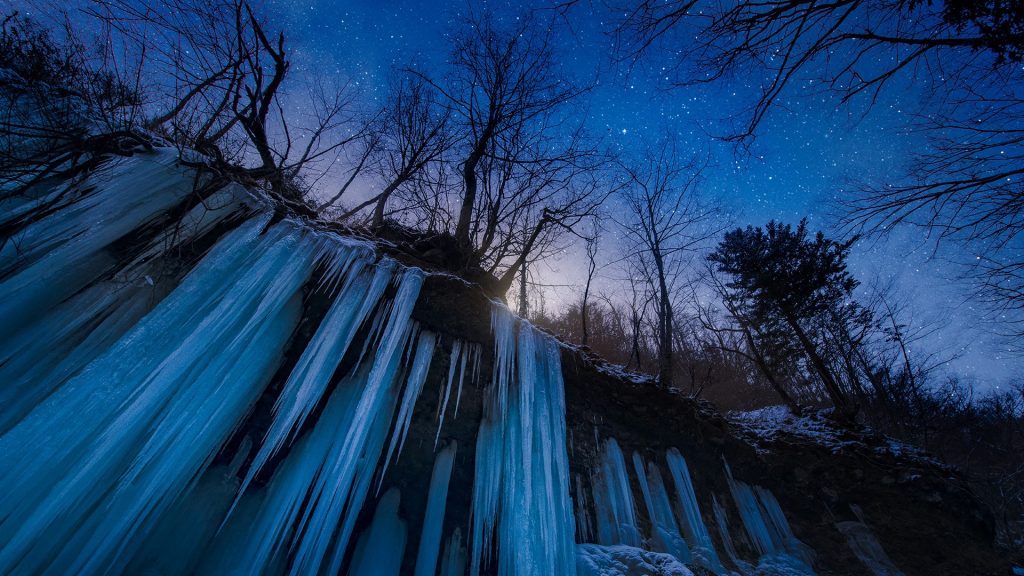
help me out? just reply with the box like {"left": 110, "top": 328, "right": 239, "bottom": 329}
{"left": 415, "top": 441, "right": 458, "bottom": 576}
{"left": 631, "top": 452, "right": 691, "bottom": 562}
{"left": 348, "top": 489, "right": 407, "bottom": 576}
{"left": 0, "top": 148, "right": 832, "bottom": 576}
{"left": 592, "top": 438, "right": 643, "bottom": 547}
{"left": 575, "top": 544, "right": 695, "bottom": 576}
{"left": 665, "top": 449, "right": 725, "bottom": 573}
{"left": 725, "top": 461, "right": 816, "bottom": 574}
{"left": 0, "top": 152, "right": 582, "bottom": 575}
{"left": 835, "top": 506, "right": 904, "bottom": 576}
{"left": 469, "top": 305, "right": 577, "bottom": 576}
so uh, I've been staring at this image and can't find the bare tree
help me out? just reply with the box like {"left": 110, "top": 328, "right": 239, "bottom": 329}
{"left": 616, "top": 138, "right": 722, "bottom": 388}
{"left": 580, "top": 227, "right": 600, "bottom": 347}
{"left": 616, "top": 0, "right": 1023, "bottom": 141}
{"left": 324, "top": 76, "right": 452, "bottom": 226}
{"left": 613, "top": 0, "right": 1024, "bottom": 337}
{"left": 88, "top": 0, "right": 370, "bottom": 206}
{"left": 409, "top": 11, "right": 606, "bottom": 289}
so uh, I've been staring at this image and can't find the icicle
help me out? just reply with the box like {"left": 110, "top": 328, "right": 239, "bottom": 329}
{"left": 755, "top": 487, "right": 816, "bottom": 569}
{"left": 0, "top": 151, "right": 218, "bottom": 339}
{"left": 0, "top": 188, "right": 243, "bottom": 432}
{"left": 349, "top": 489, "right": 408, "bottom": 576}
{"left": 836, "top": 507, "right": 904, "bottom": 576}
{"left": 470, "top": 305, "right": 576, "bottom": 576}
{"left": 0, "top": 218, "right": 315, "bottom": 575}
{"left": 238, "top": 254, "right": 393, "bottom": 496}
{"left": 665, "top": 448, "right": 724, "bottom": 573}
{"left": 724, "top": 462, "right": 776, "bottom": 557}
{"left": 414, "top": 441, "right": 458, "bottom": 576}
{"left": 575, "top": 473, "right": 595, "bottom": 543}
{"left": 591, "top": 439, "right": 642, "bottom": 548}
{"left": 439, "top": 528, "right": 467, "bottom": 576}
{"left": 631, "top": 452, "right": 690, "bottom": 563}
{"left": 289, "top": 268, "right": 425, "bottom": 576}
{"left": 381, "top": 329, "right": 437, "bottom": 482}
{"left": 724, "top": 461, "right": 815, "bottom": 574}
{"left": 124, "top": 463, "right": 244, "bottom": 575}
{"left": 712, "top": 494, "right": 751, "bottom": 573}
{"left": 436, "top": 339, "right": 464, "bottom": 448}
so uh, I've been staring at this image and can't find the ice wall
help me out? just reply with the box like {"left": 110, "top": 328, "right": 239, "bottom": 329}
{"left": 0, "top": 150, "right": 588, "bottom": 576}
{"left": 469, "top": 305, "right": 577, "bottom": 576}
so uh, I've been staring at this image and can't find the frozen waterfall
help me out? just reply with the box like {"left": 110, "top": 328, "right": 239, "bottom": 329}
{"left": 0, "top": 152, "right": 579, "bottom": 576}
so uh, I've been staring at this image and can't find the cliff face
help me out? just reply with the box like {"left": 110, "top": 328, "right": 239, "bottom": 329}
{"left": 409, "top": 272, "right": 1009, "bottom": 576}
{"left": 0, "top": 149, "right": 1012, "bottom": 576}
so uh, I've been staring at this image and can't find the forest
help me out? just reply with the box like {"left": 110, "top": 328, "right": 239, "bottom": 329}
{"left": 2, "top": 0, "right": 1023, "bottom": 559}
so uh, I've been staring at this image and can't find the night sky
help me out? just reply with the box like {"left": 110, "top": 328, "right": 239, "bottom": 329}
{"left": 18, "top": 0, "right": 1020, "bottom": 385}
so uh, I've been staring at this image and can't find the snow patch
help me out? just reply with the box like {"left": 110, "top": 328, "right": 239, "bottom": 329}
{"left": 576, "top": 544, "right": 695, "bottom": 576}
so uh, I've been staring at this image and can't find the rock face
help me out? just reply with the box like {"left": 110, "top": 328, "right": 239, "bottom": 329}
{"left": 0, "top": 149, "right": 1013, "bottom": 576}
{"left": 407, "top": 273, "right": 1010, "bottom": 576}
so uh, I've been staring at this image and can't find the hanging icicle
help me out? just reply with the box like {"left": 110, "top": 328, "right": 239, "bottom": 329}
{"left": 0, "top": 217, "right": 316, "bottom": 575}
{"left": 724, "top": 460, "right": 816, "bottom": 574}
{"left": 435, "top": 339, "right": 480, "bottom": 448}
{"left": 348, "top": 489, "right": 408, "bottom": 576}
{"left": 631, "top": 452, "right": 691, "bottom": 563}
{"left": 591, "top": 438, "right": 642, "bottom": 548}
{"left": 439, "top": 528, "right": 468, "bottom": 576}
{"left": 665, "top": 448, "right": 725, "bottom": 573}
{"left": 414, "top": 440, "right": 458, "bottom": 576}
{"left": 469, "top": 305, "right": 577, "bottom": 576}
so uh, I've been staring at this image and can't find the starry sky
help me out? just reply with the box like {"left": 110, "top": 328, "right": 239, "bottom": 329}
{"left": 18, "top": 0, "right": 1019, "bottom": 385}
{"left": 254, "top": 0, "right": 1018, "bottom": 385}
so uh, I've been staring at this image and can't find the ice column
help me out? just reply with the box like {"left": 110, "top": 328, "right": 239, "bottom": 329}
{"left": 469, "top": 305, "right": 577, "bottom": 576}
{"left": 238, "top": 249, "right": 393, "bottom": 495}
{"left": 592, "top": 438, "right": 642, "bottom": 548}
{"left": 725, "top": 461, "right": 815, "bottom": 574}
{"left": 631, "top": 452, "right": 690, "bottom": 563}
{"left": 414, "top": 440, "right": 458, "bottom": 576}
{"left": 439, "top": 528, "right": 468, "bottom": 576}
{"left": 665, "top": 448, "right": 725, "bottom": 573}
{"left": 349, "top": 489, "right": 408, "bottom": 576}
{"left": 0, "top": 218, "right": 315, "bottom": 575}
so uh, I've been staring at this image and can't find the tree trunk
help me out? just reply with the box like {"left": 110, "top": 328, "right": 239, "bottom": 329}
{"left": 653, "top": 251, "right": 673, "bottom": 389}
{"left": 455, "top": 123, "right": 495, "bottom": 249}
{"left": 781, "top": 308, "right": 854, "bottom": 419}
{"left": 741, "top": 324, "right": 802, "bottom": 414}
{"left": 518, "top": 263, "right": 529, "bottom": 318}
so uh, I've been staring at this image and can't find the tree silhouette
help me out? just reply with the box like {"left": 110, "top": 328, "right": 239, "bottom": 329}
{"left": 709, "top": 219, "right": 860, "bottom": 418}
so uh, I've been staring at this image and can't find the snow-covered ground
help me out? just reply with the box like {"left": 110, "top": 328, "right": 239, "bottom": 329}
{"left": 727, "top": 405, "right": 940, "bottom": 467}
{"left": 576, "top": 544, "right": 695, "bottom": 576}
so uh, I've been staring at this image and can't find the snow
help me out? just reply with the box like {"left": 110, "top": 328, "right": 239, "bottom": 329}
{"left": 576, "top": 544, "right": 695, "bottom": 576}
{"left": 728, "top": 406, "right": 938, "bottom": 465}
